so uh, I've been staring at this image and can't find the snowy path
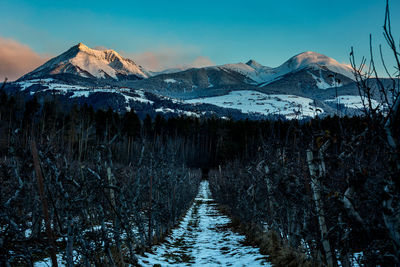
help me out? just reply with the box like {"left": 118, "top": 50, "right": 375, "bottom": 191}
{"left": 138, "top": 180, "right": 271, "bottom": 266}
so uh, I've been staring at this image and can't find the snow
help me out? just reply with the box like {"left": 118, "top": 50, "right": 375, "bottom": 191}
{"left": 22, "top": 80, "right": 154, "bottom": 109}
{"left": 24, "top": 229, "right": 32, "bottom": 238}
{"left": 17, "top": 78, "right": 55, "bottom": 90}
{"left": 27, "top": 82, "right": 91, "bottom": 97}
{"left": 156, "top": 107, "right": 175, "bottom": 113}
{"left": 123, "top": 90, "right": 154, "bottom": 105}
{"left": 182, "top": 111, "right": 202, "bottom": 117}
{"left": 186, "top": 90, "right": 323, "bottom": 119}
{"left": 351, "top": 252, "right": 363, "bottom": 267}
{"left": 286, "top": 51, "right": 355, "bottom": 80}
{"left": 309, "top": 71, "right": 338, "bottom": 89}
{"left": 214, "top": 51, "right": 355, "bottom": 85}
{"left": 23, "top": 43, "right": 148, "bottom": 80}
{"left": 34, "top": 254, "right": 64, "bottom": 267}
{"left": 138, "top": 180, "right": 271, "bottom": 266}
{"left": 325, "top": 95, "right": 381, "bottom": 110}
{"left": 164, "top": 79, "right": 178, "bottom": 83}
{"left": 155, "top": 107, "right": 202, "bottom": 118}
{"left": 217, "top": 63, "right": 274, "bottom": 84}
{"left": 208, "top": 77, "right": 214, "bottom": 88}
{"left": 69, "top": 44, "right": 147, "bottom": 79}
{"left": 337, "top": 252, "right": 363, "bottom": 267}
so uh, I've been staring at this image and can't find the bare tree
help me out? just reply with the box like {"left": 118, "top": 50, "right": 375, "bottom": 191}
{"left": 350, "top": 0, "right": 400, "bottom": 262}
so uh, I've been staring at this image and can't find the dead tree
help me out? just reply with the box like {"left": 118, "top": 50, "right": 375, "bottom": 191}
{"left": 350, "top": 0, "right": 400, "bottom": 262}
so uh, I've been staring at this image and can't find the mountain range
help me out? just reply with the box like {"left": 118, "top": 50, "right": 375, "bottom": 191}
{"left": 3, "top": 42, "right": 384, "bottom": 120}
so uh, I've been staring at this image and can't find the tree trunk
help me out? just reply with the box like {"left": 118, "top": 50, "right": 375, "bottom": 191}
{"left": 306, "top": 149, "right": 334, "bottom": 267}
{"left": 31, "top": 139, "right": 58, "bottom": 267}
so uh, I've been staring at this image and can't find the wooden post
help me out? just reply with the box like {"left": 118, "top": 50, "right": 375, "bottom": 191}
{"left": 31, "top": 139, "right": 58, "bottom": 267}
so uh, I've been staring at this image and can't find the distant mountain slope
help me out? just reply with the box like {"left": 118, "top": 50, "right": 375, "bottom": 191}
{"left": 218, "top": 51, "right": 355, "bottom": 85}
{"left": 117, "top": 51, "right": 356, "bottom": 98}
{"left": 118, "top": 66, "right": 254, "bottom": 98}
{"left": 258, "top": 67, "right": 355, "bottom": 99}
{"left": 19, "top": 43, "right": 149, "bottom": 81}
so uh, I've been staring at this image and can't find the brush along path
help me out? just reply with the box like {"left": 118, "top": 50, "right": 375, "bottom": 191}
{"left": 138, "top": 180, "right": 271, "bottom": 266}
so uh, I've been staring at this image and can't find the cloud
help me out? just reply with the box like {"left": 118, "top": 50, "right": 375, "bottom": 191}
{"left": 0, "top": 37, "right": 51, "bottom": 81}
{"left": 190, "top": 56, "right": 214, "bottom": 68}
{"left": 124, "top": 46, "right": 214, "bottom": 71}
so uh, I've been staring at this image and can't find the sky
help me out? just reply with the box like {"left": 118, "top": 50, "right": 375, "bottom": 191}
{"left": 0, "top": 0, "right": 399, "bottom": 81}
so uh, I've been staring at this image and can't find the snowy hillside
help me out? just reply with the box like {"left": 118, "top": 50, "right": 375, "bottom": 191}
{"left": 186, "top": 90, "right": 323, "bottom": 119}
{"left": 19, "top": 43, "right": 149, "bottom": 81}
{"left": 16, "top": 78, "right": 153, "bottom": 109}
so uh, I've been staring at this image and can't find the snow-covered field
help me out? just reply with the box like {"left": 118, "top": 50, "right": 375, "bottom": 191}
{"left": 186, "top": 90, "right": 323, "bottom": 119}
{"left": 138, "top": 180, "right": 271, "bottom": 266}
{"left": 325, "top": 95, "right": 381, "bottom": 110}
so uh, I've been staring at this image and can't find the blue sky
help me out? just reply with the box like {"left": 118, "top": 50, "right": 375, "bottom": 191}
{"left": 0, "top": 0, "right": 399, "bottom": 75}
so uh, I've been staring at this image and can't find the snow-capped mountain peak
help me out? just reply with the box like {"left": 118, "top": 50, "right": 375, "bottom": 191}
{"left": 76, "top": 42, "right": 90, "bottom": 51}
{"left": 283, "top": 51, "right": 354, "bottom": 79}
{"left": 217, "top": 51, "right": 355, "bottom": 85}
{"left": 19, "top": 42, "right": 149, "bottom": 81}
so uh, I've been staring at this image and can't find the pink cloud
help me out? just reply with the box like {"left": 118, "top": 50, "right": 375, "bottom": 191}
{"left": 190, "top": 56, "right": 214, "bottom": 68}
{"left": 0, "top": 37, "right": 51, "bottom": 81}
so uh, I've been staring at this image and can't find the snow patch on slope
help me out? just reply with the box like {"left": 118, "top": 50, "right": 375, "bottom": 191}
{"left": 164, "top": 78, "right": 178, "bottom": 83}
{"left": 308, "top": 71, "right": 343, "bottom": 90}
